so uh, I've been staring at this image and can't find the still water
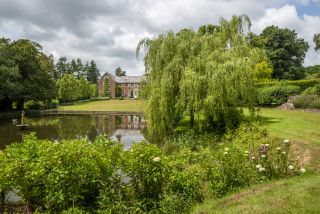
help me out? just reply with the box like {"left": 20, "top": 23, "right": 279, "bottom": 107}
{"left": 0, "top": 114, "right": 146, "bottom": 150}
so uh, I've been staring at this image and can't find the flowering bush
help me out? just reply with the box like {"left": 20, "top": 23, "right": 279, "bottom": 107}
{"left": 0, "top": 129, "right": 306, "bottom": 213}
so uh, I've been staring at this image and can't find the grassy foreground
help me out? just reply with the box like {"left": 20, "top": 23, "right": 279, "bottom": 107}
{"left": 192, "top": 173, "right": 320, "bottom": 214}
{"left": 58, "top": 99, "right": 144, "bottom": 112}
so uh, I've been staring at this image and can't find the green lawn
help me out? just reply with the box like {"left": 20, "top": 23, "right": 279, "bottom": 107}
{"left": 58, "top": 99, "right": 144, "bottom": 112}
{"left": 258, "top": 108, "right": 320, "bottom": 145}
{"left": 192, "top": 173, "right": 320, "bottom": 214}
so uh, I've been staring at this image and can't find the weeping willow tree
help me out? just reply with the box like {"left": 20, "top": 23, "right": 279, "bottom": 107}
{"left": 137, "top": 15, "right": 268, "bottom": 139}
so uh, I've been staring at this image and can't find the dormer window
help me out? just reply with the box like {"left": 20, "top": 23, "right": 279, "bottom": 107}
{"left": 128, "top": 84, "right": 132, "bottom": 87}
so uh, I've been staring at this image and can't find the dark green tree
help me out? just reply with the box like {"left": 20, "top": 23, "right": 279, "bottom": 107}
{"left": 314, "top": 34, "right": 320, "bottom": 51}
{"left": 55, "top": 57, "right": 70, "bottom": 78}
{"left": 9, "top": 39, "right": 56, "bottom": 109}
{"left": 250, "top": 26, "right": 309, "bottom": 80}
{"left": 116, "top": 85, "right": 122, "bottom": 97}
{"left": 86, "top": 60, "right": 100, "bottom": 84}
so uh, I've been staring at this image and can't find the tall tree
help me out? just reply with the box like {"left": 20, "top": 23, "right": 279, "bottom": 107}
{"left": 249, "top": 26, "right": 309, "bottom": 80}
{"left": 115, "top": 66, "right": 126, "bottom": 77}
{"left": 76, "top": 58, "right": 84, "bottom": 78}
{"left": 0, "top": 38, "right": 22, "bottom": 110}
{"left": 9, "top": 39, "right": 56, "bottom": 109}
{"left": 86, "top": 60, "right": 100, "bottom": 84}
{"left": 55, "top": 57, "right": 69, "bottom": 78}
{"left": 137, "top": 15, "right": 266, "bottom": 138}
{"left": 314, "top": 33, "right": 320, "bottom": 51}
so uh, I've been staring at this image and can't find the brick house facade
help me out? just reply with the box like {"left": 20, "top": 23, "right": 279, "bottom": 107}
{"left": 98, "top": 72, "right": 144, "bottom": 98}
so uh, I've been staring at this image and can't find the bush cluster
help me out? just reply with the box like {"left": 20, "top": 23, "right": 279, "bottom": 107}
{"left": 257, "top": 84, "right": 301, "bottom": 105}
{"left": 0, "top": 127, "right": 305, "bottom": 213}
{"left": 24, "top": 99, "right": 59, "bottom": 110}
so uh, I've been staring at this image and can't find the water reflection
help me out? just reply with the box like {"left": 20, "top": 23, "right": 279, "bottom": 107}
{"left": 0, "top": 114, "right": 146, "bottom": 149}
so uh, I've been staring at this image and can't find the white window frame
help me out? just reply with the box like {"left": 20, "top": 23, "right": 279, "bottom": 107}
{"left": 134, "top": 83, "right": 138, "bottom": 87}
{"left": 128, "top": 83, "right": 132, "bottom": 87}
{"left": 121, "top": 84, "right": 125, "bottom": 87}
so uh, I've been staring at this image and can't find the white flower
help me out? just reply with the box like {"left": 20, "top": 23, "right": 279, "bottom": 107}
{"left": 244, "top": 150, "right": 249, "bottom": 154}
{"left": 276, "top": 147, "right": 281, "bottom": 150}
{"left": 282, "top": 151, "right": 286, "bottom": 155}
{"left": 296, "top": 156, "right": 300, "bottom": 159}
{"left": 153, "top": 157, "right": 161, "bottom": 162}
{"left": 300, "top": 168, "right": 306, "bottom": 173}
{"left": 224, "top": 151, "right": 228, "bottom": 155}
{"left": 288, "top": 165, "right": 294, "bottom": 170}
{"left": 259, "top": 167, "right": 266, "bottom": 172}
{"left": 251, "top": 156, "right": 256, "bottom": 160}
{"left": 283, "top": 139, "right": 290, "bottom": 144}
{"left": 265, "top": 144, "right": 270, "bottom": 147}
{"left": 224, "top": 147, "right": 230, "bottom": 152}
{"left": 256, "top": 164, "right": 262, "bottom": 169}
{"left": 261, "top": 155, "right": 266, "bottom": 158}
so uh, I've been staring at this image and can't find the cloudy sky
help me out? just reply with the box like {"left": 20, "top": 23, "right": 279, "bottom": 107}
{"left": 0, "top": 0, "right": 319, "bottom": 76}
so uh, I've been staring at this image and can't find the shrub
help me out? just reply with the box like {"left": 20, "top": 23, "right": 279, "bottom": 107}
{"left": 0, "top": 134, "right": 123, "bottom": 212}
{"left": 24, "top": 100, "right": 44, "bottom": 110}
{"left": 292, "top": 95, "right": 320, "bottom": 109}
{"left": 257, "top": 84, "right": 301, "bottom": 105}
{"left": 0, "top": 129, "right": 305, "bottom": 213}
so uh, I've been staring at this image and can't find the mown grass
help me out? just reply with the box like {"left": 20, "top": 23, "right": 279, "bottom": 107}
{"left": 192, "top": 173, "right": 320, "bottom": 214}
{"left": 257, "top": 108, "right": 320, "bottom": 145}
{"left": 58, "top": 99, "right": 144, "bottom": 112}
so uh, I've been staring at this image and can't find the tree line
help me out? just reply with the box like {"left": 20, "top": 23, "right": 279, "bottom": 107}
{"left": 0, "top": 37, "right": 101, "bottom": 110}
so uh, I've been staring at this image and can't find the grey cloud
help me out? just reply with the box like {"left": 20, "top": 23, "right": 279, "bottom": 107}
{"left": 0, "top": 0, "right": 319, "bottom": 76}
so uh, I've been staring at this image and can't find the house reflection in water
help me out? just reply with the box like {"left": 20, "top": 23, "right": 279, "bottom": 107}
{"left": 106, "top": 114, "right": 146, "bottom": 150}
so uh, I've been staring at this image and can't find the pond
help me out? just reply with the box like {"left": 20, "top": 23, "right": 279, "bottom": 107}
{"left": 0, "top": 113, "right": 146, "bottom": 150}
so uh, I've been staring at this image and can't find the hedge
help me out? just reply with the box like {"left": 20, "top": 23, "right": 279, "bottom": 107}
{"left": 257, "top": 79, "right": 320, "bottom": 91}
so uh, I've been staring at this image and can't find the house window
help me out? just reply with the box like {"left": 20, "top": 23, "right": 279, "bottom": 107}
{"left": 134, "top": 84, "right": 138, "bottom": 87}
{"left": 128, "top": 83, "right": 132, "bottom": 87}
{"left": 121, "top": 84, "right": 125, "bottom": 87}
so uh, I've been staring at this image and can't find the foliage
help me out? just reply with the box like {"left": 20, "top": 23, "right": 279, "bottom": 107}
{"left": 305, "top": 65, "right": 320, "bottom": 79}
{"left": 314, "top": 33, "right": 320, "bottom": 51}
{"left": 103, "top": 78, "right": 110, "bottom": 97}
{"left": 257, "top": 78, "right": 320, "bottom": 91}
{"left": 257, "top": 84, "right": 301, "bottom": 105}
{"left": 249, "top": 25, "right": 309, "bottom": 80}
{"left": 116, "top": 85, "right": 122, "bottom": 98}
{"left": 57, "top": 74, "right": 97, "bottom": 102}
{"left": 137, "top": 15, "right": 266, "bottom": 138}
{"left": 86, "top": 60, "right": 100, "bottom": 84}
{"left": 55, "top": 57, "right": 100, "bottom": 84}
{"left": 0, "top": 127, "right": 305, "bottom": 213}
{"left": 0, "top": 37, "right": 56, "bottom": 110}
{"left": 254, "top": 61, "right": 273, "bottom": 81}
{"left": 292, "top": 95, "right": 320, "bottom": 109}
{"left": 0, "top": 134, "right": 123, "bottom": 212}
{"left": 302, "top": 84, "right": 320, "bottom": 96}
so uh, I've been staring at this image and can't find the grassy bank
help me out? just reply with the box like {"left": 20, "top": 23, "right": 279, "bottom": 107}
{"left": 193, "top": 173, "right": 320, "bottom": 214}
{"left": 58, "top": 99, "right": 144, "bottom": 112}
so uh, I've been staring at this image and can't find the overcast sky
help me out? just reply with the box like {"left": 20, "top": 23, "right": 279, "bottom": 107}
{"left": 0, "top": 0, "right": 319, "bottom": 76}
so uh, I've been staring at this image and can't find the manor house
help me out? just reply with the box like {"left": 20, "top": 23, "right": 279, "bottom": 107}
{"left": 98, "top": 72, "right": 144, "bottom": 98}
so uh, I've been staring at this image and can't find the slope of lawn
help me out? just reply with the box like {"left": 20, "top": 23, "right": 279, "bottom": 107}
{"left": 192, "top": 173, "right": 320, "bottom": 214}
{"left": 258, "top": 108, "right": 320, "bottom": 145}
{"left": 58, "top": 99, "right": 144, "bottom": 112}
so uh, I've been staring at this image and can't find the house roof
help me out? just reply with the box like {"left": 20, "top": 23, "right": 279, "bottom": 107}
{"left": 115, "top": 76, "right": 144, "bottom": 83}
{"left": 102, "top": 71, "right": 144, "bottom": 83}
